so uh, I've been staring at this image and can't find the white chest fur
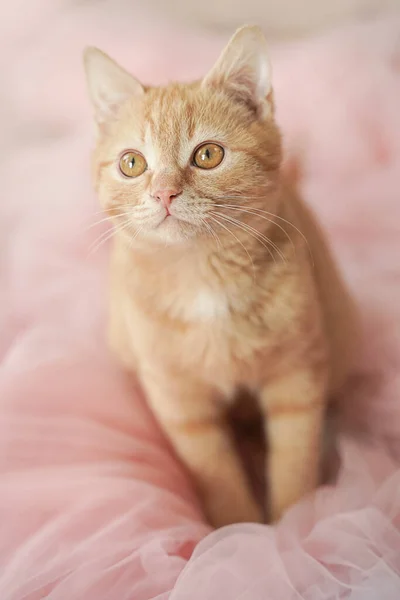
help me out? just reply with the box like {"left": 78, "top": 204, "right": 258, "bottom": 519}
{"left": 128, "top": 247, "right": 234, "bottom": 324}
{"left": 182, "top": 287, "right": 229, "bottom": 322}
{"left": 157, "top": 280, "right": 230, "bottom": 323}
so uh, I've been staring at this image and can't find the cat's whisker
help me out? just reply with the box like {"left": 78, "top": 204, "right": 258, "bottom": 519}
{"left": 211, "top": 189, "right": 272, "bottom": 202}
{"left": 211, "top": 211, "right": 286, "bottom": 264}
{"left": 85, "top": 212, "right": 126, "bottom": 231}
{"left": 242, "top": 204, "right": 314, "bottom": 266}
{"left": 210, "top": 203, "right": 296, "bottom": 254}
{"left": 88, "top": 219, "right": 132, "bottom": 255}
{"left": 213, "top": 197, "right": 314, "bottom": 265}
{"left": 201, "top": 219, "right": 222, "bottom": 252}
{"left": 125, "top": 226, "right": 150, "bottom": 279}
{"left": 213, "top": 212, "right": 276, "bottom": 264}
{"left": 91, "top": 208, "right": 114, "bottom": 217}
{"left": 208, "top": 214, "right": 255, "bottom": 277}
{"left": 127, "top": 225, "right": 144, "bottom": 255}
{"left": 89, "top": 204, "right": 153, "bottom": 224}
{"left": 88, "top": 231, "right": 116, "bottom": 256}
{"left": 88, "top": 227, "right": 115, "bottom": 253}
{"left": 131, "top": 225, "right": 144, "bottom": 243}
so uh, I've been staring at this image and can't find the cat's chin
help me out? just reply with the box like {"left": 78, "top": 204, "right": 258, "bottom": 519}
{"left": 145, "top": 215, "right": 199, "bottom": 246}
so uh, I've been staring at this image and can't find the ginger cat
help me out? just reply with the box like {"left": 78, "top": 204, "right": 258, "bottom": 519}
{"left": 84, "top": 26, "right": 357, "bottom": 527}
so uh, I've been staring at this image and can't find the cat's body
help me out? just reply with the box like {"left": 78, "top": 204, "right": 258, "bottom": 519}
{"left": 84, "top": 27, "right": 357, "bottom": 527}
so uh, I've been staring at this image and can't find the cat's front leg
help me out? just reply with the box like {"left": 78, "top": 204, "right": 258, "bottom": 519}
{"left": 140, "top": 369, "right": 263, "bottom": 528}
{"left": 260, "top": 365, "right": 328, "bottom": 523}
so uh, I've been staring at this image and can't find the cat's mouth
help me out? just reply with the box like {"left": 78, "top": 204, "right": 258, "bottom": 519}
{"left": 158, "top": 210, "right": 189, "bottom": 226}
{"left": 151, "top": 210, "right": 200, "bottom": 243}
{"left": 156, "top": 212, "right": 180, "bottom": 231}
{"left": 158, "top": 212, "right": 174, "bottom": 225}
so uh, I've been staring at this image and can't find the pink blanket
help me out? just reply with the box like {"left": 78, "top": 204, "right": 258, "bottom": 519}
{"left": 1, "top": 2, "right": 400, "bottom": 598}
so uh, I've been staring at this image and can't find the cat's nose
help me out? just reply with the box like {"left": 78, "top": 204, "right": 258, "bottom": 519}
{"left": 153, "top": 188, "right": 182, "bottom": 208}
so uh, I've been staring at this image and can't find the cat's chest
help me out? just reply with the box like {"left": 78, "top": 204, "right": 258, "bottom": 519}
{"left": 123, "top": 252, "right": 276, "bottom": 385}
{"left": 128, "top": 274, "right": 240, "bottom": 378}
{"left": 162, "top": 281, "right": 230, "bottom": 323}
{"left": 134, "top": 253, "right": 236, "bottom": 324}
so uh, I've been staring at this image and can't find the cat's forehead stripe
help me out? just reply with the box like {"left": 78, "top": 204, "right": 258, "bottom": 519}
{"left": 186, "top": 102, "right": 196, "bottom": 140}
{"left": 144, "top": 87, "right": 192, "bottom": 165}
{"left": 142, "top": 87, "right": 233, "bottom": 169}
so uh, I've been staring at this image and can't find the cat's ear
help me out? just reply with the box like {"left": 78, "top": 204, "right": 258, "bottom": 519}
{"left": 83, "top": 47, "right": 144, "bottom": 126}
{"left": 202, "top": 26, "right": 273, "bottom": 118}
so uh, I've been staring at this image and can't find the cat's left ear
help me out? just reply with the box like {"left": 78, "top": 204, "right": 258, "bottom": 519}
{"left": 83, "top": 47, "right": 144, "bottom": 127}
{"left": 202, "top": 25, "right": 273, "bottom": 119}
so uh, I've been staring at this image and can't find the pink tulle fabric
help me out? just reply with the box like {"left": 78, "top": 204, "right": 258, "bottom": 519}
{"left": 1, "top": 2, "right": 400, "bottom": 598}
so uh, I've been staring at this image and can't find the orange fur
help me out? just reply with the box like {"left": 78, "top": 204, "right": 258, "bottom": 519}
{"left": 84, "top": 26, "right": 357, "bottom": 527}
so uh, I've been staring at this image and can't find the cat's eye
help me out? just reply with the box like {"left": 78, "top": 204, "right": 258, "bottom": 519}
{"left": 119, "top": 151, "right": 147, "bottom": 178}
{"left": 193, "top": 143, "right": 225, "bottom": 170}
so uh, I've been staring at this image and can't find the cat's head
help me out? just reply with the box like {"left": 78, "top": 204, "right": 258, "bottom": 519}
{"left": 84, "top": 26, "right": 282, "bottom": 247}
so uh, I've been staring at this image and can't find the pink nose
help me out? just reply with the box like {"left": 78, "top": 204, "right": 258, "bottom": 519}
{"left": 153, "top": 188, "right": 182, "bottom": 208}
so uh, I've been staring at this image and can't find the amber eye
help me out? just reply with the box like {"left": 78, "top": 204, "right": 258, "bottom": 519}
{"left": 193, "top": 143, "right": 224, "bottom": 169}
{"left": 119, "top": 151, "right": 147, "bottom": 178}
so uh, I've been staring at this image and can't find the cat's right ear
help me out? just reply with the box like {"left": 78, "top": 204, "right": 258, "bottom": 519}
{"left": 202, "top": 26, "right": 273, "bottom": 119}
{"left": 83, "top": 47, "right": 144, "bottom": 127}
